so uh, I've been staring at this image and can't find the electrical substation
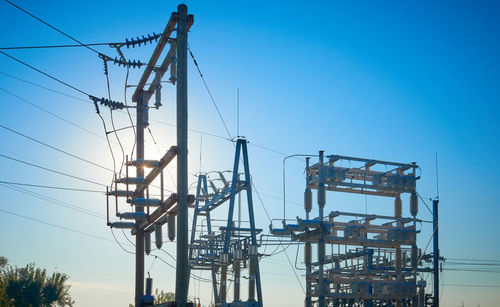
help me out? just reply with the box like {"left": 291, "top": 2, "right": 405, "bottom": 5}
{"left": 99, "top": 5, "right": 443, "bottom": 307}
{"left": 102, "top": 4, "right": 442, "bottom": 307}
{"left": 0, "top": 3, "right": 444, "bottom": 307}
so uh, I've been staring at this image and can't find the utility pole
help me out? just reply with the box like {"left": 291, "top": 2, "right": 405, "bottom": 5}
{"left": 433, "top": 198, "right": 440, "bottom": 307}
{"left": 135, "top": 93, "right": 146, "bottom": 307}
{"left": 175, "top": 4, "right": 189, "bottom": 306}
{"left": 104, "top": 5, "right": 193, "bottom": 306}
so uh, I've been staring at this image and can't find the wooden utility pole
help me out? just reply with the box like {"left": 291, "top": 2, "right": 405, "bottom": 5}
{"left": 135, "top": 93, "right": 146, "bottom": 306}
{"left": 175, "top": 4, "right": 189, "bottom": 306}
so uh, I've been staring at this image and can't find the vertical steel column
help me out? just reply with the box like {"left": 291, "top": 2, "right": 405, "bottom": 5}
{"left": 433, "top": 199, "right": 439, "bottom": 307}
{"left": 189, "top": 175, "right": 204, "bottom": 261}
{"left": 304, "top": 157, "right": 312, "bottom": 307}
{"left": 220, "top": 253, "right": 229, "bottom": 303}
{"left": 175, "top": 4, "right": 189, "bottom": 306}
{"left": 394, "top": 195, "right": 402, "bottom": 307}
{"left": 135, "top": 93, "right": 146, "bottom": 307}
{"left": 234, "top": 249, "right": 242, "bottom": 301}
{"left": 241, "top": 140, "right": 263, "bottom": 306}
{"left": 411, "top": 191, "right": 419, "bottom": 305}
{"left": 317, "top": 151, "right": 326, "bottom": 307}
{"left": 248, "top": 245, "right": 257, "bottom": 301}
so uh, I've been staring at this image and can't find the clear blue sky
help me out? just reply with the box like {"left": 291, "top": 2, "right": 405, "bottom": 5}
{"left": 0, "top": 0, "right": 499, "bottom": 306}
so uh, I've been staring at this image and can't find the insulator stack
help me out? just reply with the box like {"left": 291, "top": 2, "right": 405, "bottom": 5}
{"left": 154, "top": 69, "right": 162, "bottom": 109}
{"left": 111, "top": 57, "right": 145, "bottom": 68}
{"left": 155, "top": 223, "right": 162, "bottom": 249}
{"left": 411, "top": 245, "right": 418, "bottom": 267}
{"left": 88, "top": 96, "right": 125, "bottom": 110}
{"left": 125, "top": 32, "right": 161, "bottom": 48}
{"left": 167, "top": 214, "right": 176, "bottom": 241}
{"left": 318, "top": 183, "right": 326, "bottom": 208}
{"left": 146, "top": 277, "right": 153, "bottom": 296}
{"left": 304, "top": 243, "right": 312, "bottom": 264}
{"left": 410, "top": 191, "right": 418, "bottom": 217}
{"left": 118, "top": 212, "right": 147, "bottom": 220}
{"left": 114, "top": 45, "right": 126, "bottom": 61}
{"left": 394, "top": 195, "right": 402, "bottom": 218}
{"left": 102, "top": 58, "right": 109, "bottom": 76}
{"left": 145, "top": 231, "right": 151, "bottom": 255}
{"left": 304, "top": 187, "right": 312, "bottom": 213}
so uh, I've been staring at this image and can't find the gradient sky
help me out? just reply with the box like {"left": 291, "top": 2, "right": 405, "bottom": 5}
{"left": 0, "top": 0, "right": 499, "bottom": 306}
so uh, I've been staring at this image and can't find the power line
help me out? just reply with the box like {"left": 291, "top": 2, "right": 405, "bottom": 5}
{"left": 4, "top": 0, "right": 146, "bottom": 68}
{"left": 0, "top": 123, "right": 114, "bottom": 172}
{"left": 4, "top": 0, "right": 103, "bottom": 55}
{"left": 188, "top": 46, "right": 232, "bottom": 140}
{"left": 0, "top": 42, "right": 117, "bottom": 50}
{"left": 0, "top": 153, "right": 107, "bottom": 187}
{"left": 0, "top": 88, "right": 105, "bottom": 140}
{"left": 443, "top": 283, "right": 500, "bottom": 288}
{"left": 1, "top": 72, "right": 307, "bottom": 205}
{"left": 0, "top": 183, "right": 104, "bottom": 219}
{"left": 0, "top": 51, "right": 89, "bottom": 96}
{"left": 444, "top": 268, "right": 500, "bottom": 273}
{"left": 446, "top": 261, "right": 500, "bottom": 266}
{"left": 0, "top": 207, "right": 111, "bottom": 242}
{"left": 0, "top": 71, "right": 90, "bottom": 104}
{"left": 1, "top": 70, "right": 292, "bottom": 160}
{"left": 0, "top": 180, "right": 103, "bottom": 193}
{"left": 446, "top": 258, "right": 500, "bottom": 263}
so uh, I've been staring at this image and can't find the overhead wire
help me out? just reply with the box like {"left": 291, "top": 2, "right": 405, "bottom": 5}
{"left": 0, "top": 71, "right": 90, "bottom": 104}
{"left": 0, "top": 88, "right": 105, "bottom": 140}
{"left": 0, "top": 153, "right": 107, "bottom": 187}
{"left": 3, "top": 0, "right": 144, "bottom": 67}
{"left": 0, "top": 180, "right": 103, "bottom": 193}
{"left": 0, "top": 207, "right": 112, "bottom": 242}
{"left": 188, "top": 45, "right": 232, "bottom": 140}
{"left": 0, "top": 42, "right": 124, "bottom": 50}
{"left": 0, "top": 50, "right": 90, "bottom": 96}
{"left": 0, "top": 182, "right": 104, "bottom": 219}
{"left": 0, "top": 70, "right": 293, "bottom": 161}
{"left": 0, "top": 123, "right": 114, "bottom": 172}
{"left": 104, "top": 58, "right": 126, "bottom": 181}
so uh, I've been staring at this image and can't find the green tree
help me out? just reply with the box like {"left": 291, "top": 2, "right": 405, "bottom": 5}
{"left": 0, "top": 257, "right": 74, "bottom": 306}
{"left": 154, "top": 289, "right": 174, "bottom": 304}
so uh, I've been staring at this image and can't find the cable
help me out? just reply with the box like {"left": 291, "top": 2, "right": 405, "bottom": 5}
{"left": 0, "top": 32, "right": 162, "bottom": 50}
{"left": 0, "top": 71, "right": 90, "bottom": 104}
{"left": 0, "top": 183, "right": 104, "bottom": 219}
{"left": 188, "top": 45, "right": 232, "bottom": 140}
{"left": 446, "top": 261, "right": 500, "bottom": 266}
{"left": 0, "top": 207, "right": 112, "bottom": 242}
{"left": 446, "top": 258, "right": 500, "bottom": 263}
{"left": 1, "top": 70, "right": 293, "bottom": 161}
{"left": 0, "top": 51, "right": 89, "bottom": 96}
{"left": 1, "top": 88, "right": 106, "bottom": 140}
{"left": 4, "top": 0, "right": 102, "bottom": 55}
{"left": 0, "top": 180, "right": 103, "bottom": 193}
{"left": 0, "top": 42, "right": 120, "bottom": 50}
{"left": 416, "top": 191, "right": 433, "bottom": 216}
{"left": 0, "top": 123, "right": 114, "bottom": 172}
{"left": 104, "top": 65, "right": 126, "bottom": 179}
{"left": 147, "top": 256, "right": 158, "bottom": 274}
{"left": 3, "top": 0, "right": 144, "bottom": 68}
{"left": 111, "top": 227, "right": 135, "bottom": 254}
{"left": 443, "top": 283, "right": 500, "bottom": 288}
{"left": 443, "top": 268, "right": 500, "bottom": 273}
{"left": 123, "top": 66, "right": 137, "bottom": 158}
{"left": 0, "top": 153, "right": 107, "bottom": 187}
